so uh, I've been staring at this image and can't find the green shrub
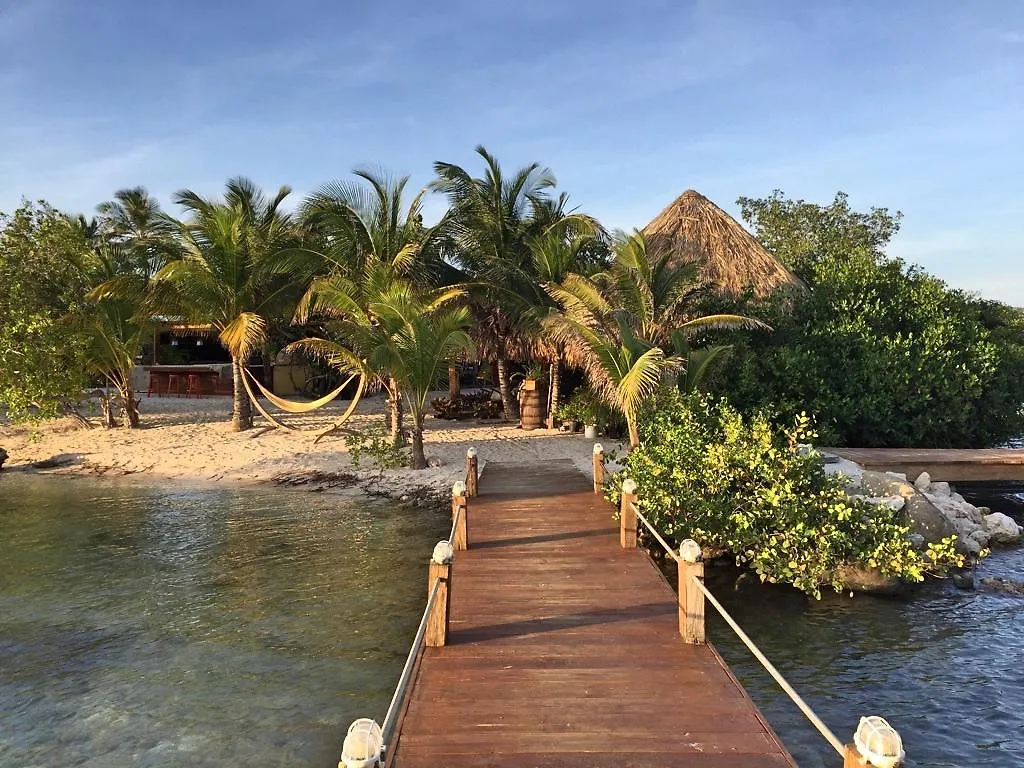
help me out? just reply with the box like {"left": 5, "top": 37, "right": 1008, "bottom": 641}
{"left": 606, "top": 389, "right": 961, "bottom": 597}
{"left": 704, "top": 191, "right": 1024, "bottom": 448}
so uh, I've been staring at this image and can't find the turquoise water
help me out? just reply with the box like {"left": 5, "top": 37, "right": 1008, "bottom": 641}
{"left": 0, "top": 474, "right": 447, "bottom": 767}
{"left": 2, "top": 473, "right": 1022, "bottom": 767}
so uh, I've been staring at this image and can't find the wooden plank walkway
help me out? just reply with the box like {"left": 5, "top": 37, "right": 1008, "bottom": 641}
{"left": 828, "top": 447, "right": 1024, "bottom": 482}
{"left": 389, "top": 460, "right": 796, "bottom": 767}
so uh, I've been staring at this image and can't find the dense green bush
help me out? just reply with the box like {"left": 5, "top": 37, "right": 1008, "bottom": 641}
{"left": 606, "top": 389, "right": 961, "bottom": 597}
{"left": 703, "top": 192, "right": 1024, "bottom": 448}
{"left": 0, "top": 202, "right": 91, "bottom": 421}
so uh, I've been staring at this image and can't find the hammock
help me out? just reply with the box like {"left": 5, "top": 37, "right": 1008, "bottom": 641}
{"left": 241, "top": 368, "right": 367, "bottom": 442}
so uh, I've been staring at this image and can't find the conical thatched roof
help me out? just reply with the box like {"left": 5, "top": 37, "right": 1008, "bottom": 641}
{"left": 642, "top": 189, "right": 804, "bottom": 298}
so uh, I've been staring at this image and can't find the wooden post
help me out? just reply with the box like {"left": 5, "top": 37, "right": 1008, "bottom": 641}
{"left": 843, "top": 745, "right": 869, "bottom": 768}
{"left": 451, "top": 481, "right": 468, "bottom": 551}
{"left": 619, "top": 479, "right": 637, "bottom": 549}
{"left": 678, "top": 539, "right": 705, "bottom": 644}
{"left": 465, "top": 447, "right": 479, "bottom": 497}
{"left": 592, "top": 443, "right": 604, "bottom": 494}
{"left": 425, "top": 552, "right": 451, "bottom": 648}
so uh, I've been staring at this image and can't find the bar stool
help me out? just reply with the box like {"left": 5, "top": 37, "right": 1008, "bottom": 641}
{"left": 146, "top": 371, "right": 160, "bottom": 397}
{"left": 166, "top": 374, "right": 183, "bottom": 397}
{"left": 186, "top": 374, "right": 204, "bottom": 399}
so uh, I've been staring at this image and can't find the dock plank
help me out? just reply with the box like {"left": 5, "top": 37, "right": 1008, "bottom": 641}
{"left": 389, "top": 459, "right": 795, "bottom": 767}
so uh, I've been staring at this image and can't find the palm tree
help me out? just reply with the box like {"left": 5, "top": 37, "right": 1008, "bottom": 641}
{"left": 524, "top": 215, "right": 606, "bottom": 426}
{"left": 293, "top": 280, "right": 473, "bottom": 469}
{"left": 298, "top": 169, "right": 453, "bottom": 445}
{"left": 96, "top": 187, "right": 178, "bottom": 276}
{"left": 78, "top": 243, "right": 153, "bottom": 427}
{"left": 154, "top": 177, "right": 300, "bottom": 431}
{"left": 432, "top": 146, "right": 557, "bottom": 421}
{"left": 546, "top": 231, "right": 766, "bottom": 446}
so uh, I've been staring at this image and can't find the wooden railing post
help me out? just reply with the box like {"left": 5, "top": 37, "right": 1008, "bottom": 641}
{"left": 678, "top": 539, "right": 705, "bottom": 644}
{"left": 426, "top": 541, "right": 453, "bottom": 647}
{"left": 465, "top": 447, "right": 479, "bottom": 497}
{"left": 451, "top": 481, "right": 468, "bottom": 551}
{"left": 619, "top": 479, "right": 637, "bottom": 548}
{"left": 592, "top": 443, "right": 604, "bottom": 493}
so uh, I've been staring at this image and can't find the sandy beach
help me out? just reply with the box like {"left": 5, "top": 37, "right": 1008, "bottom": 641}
{"left": 0, "top": 391, "right": 623, "bottom": 500}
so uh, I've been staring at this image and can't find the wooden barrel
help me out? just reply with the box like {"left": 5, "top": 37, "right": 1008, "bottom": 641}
{"left": 519, "top": 380, "right": 547, "bottom": 431}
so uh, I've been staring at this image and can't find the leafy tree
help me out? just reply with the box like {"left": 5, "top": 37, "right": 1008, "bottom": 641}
{"left": 709, "top": 191, "right": 1024, "bottom": 447}
{"left": 0, "top": 202, "right": 91, "bottom": 422}
{"left": 154, "top": 178, "right": 300, "bottom": 431}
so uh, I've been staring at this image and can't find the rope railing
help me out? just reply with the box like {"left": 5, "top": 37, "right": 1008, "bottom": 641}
{"left": 598, "top": 449, "right": 906, "bottom": 768}
{"left": 689, "top": 573, "right": 845, "bottom": 757}
{"left": 380, "top": 577, "right": 443, "bottom": 748}
{"left": 338, "top": 448, "right": 479, "bottom": 768}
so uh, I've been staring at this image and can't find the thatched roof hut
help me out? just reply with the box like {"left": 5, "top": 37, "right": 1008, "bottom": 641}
{"left": 642, "top": 189, "right": 804, "bottom": 299}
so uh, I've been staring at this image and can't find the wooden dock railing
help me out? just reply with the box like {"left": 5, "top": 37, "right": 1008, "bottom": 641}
{"left": 338, "top": 448, "right": 478, "bottom": 768}
{"left": 596, "top": 445, "right": 907, "bottom": 768}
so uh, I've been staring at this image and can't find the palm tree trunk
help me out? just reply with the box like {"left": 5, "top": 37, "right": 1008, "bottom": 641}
{"left": 120, "top": 385, "right": 140, "bottom": 428}
{"left": 448, "top": 366, "right": 460, "bottom": 398}
{"left": 547, "top": 359, "right": 561, "bottom": 429}
{"left": 410, "top": 413, "right": 426, "bottom": 470}
{"left": 387, "top": 378, "right": 406, "bottom": 447}
{"left": 231, "top": 356, "right": 253, "bottom": 431}
{"left": 496, "top": 357, "right": 517, "bottom": 422}
{"left": 100, "top": 390, "right": 117, "bottom": 428}
{"left": 628, "top": 415, "right": 640, "bottom": 448}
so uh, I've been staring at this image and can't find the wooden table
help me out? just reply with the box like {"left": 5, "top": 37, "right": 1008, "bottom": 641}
{"left": 144, "top": 366, "right": 220, "bottom": 397}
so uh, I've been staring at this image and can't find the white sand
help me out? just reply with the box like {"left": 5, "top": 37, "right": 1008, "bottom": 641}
{"left": 0, "top": 392, "right": 625, "bottom": 499}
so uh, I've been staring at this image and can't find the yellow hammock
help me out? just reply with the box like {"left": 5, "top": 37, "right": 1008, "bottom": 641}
{"left": 241, "top": 368, "right": 366, "bottom": 443}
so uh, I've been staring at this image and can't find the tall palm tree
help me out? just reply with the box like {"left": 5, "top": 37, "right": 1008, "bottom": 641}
{"left": 298, "top": 169, "right": 453, "bottom": 444}
{"left": 96, "top": 187, "right": 178, "bottom": 276}
{"left": 524, "top": 215, "right": 606, "bottom": 426}
{"left": 432, "top": 146, "right": 556, "bottom": 421}
{"left": 293, "top": 280, "right": 473, "bottom": 469}
{"left": 154, "top": 177, "right": 300, "bottom": 431}
{"left": 546, "top": 231, "right": 766, "bottom": 446}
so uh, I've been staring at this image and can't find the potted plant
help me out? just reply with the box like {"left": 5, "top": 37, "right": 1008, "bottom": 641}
{"left": 514, "top": 363, "right": 548, "bottom": 431}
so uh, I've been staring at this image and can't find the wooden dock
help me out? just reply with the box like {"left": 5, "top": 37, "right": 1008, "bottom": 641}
{"left": 387, "top": 460, "right": 797, "bottom": 767}
{"left": 828, "top": 447, "right": 1024, "bottom": 482}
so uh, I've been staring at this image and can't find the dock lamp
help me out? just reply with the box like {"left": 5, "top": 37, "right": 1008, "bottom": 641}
{"left": 339, "top": 718, "right": 383, "bottom": 768}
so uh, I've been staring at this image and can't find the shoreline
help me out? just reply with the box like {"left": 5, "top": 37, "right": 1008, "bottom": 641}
{"left": 0, "top": 392, "right": 622, "bottom": 503}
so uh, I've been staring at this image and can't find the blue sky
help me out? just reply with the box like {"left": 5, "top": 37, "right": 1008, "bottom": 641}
{"left": 2, "top": 0, "right": 1022, "bottom": 301}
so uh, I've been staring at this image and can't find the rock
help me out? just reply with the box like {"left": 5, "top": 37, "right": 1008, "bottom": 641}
{"left": 951, "top": 569, "right": 976, "bottom": 590}
{"left": 980, "top": 576, "right": 1024, "bottom": 596}
{"left": 860, "top": 470, "right": 916, "bottom": 499}
{"left": 0, "top": 447, "right": 7, "bottom": 470}
{"left": 983, "top": 512, "right": 1023, "bottom": 546}
{"left": 903, "top": 494, "right": 958, "bottom": 544}
{"left": 836, "top": 564, "right": 906, "bottom": 595}
{"left": 977, "top": 506, "right": 991, "bottom": 515}
{"left": 969, "top": 528, "right": 991, "bottom": 547}
{"left": 863, "top": 495, "right": 906, "bottom": 512}
{"left": 426, "top": 457, "right": 443, "bottom": 468}
{"left": 959, "top": 536, "right": 982, "bottom": 557}
{"left": 951, "top": 492, "right": 967, "bottom": 504}
{"left": 908, "top": 533, "right": 926, "bottom": 550}
{"left": 913, "top": 471, "right": 931, "bottom": 491}
{"left": 930, "top": 481, "right": 952, "bottom": 497}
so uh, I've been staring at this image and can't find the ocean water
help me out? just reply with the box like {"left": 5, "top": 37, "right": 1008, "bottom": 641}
{"left": 0, "top": 474, "right": 447, "bottom": 767}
